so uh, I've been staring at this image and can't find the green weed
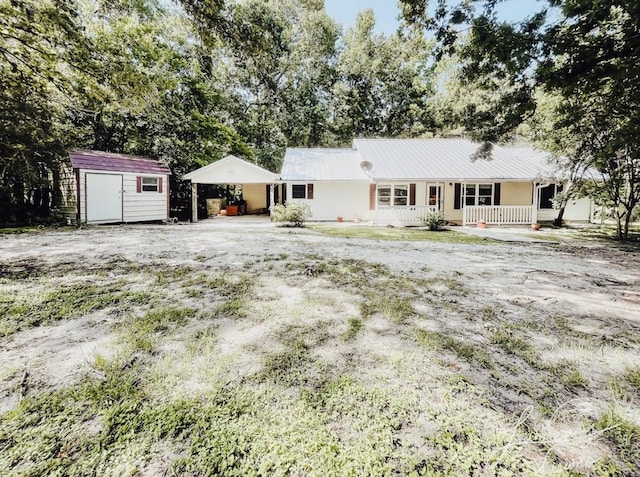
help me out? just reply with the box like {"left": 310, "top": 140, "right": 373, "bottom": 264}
{"left": 595, "top": 410, "right": 640, "bottom": 466}
{"left": 490, "top": 330, "right": 542, "bottom": 368}
{"left": 342, "top": 318, "right": 363, "bottom": 340}
{"left": 124, "top": 307, "right": 195, "bottom": 353}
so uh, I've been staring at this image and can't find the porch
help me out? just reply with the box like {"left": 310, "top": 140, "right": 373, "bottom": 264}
{"left": 375, "top": 205, "right": 440, "bottom": 226}
{"left": 463, "top": 205, "right": 534, "bottom": 226}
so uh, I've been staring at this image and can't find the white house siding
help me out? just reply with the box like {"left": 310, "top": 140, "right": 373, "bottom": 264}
{"left": 537, "top": 197, "right": 592, "bottom": 222}
{"left": 287, "top": 181, "right": 373, "bottom": 221}
{"left": 79, "top": 169, "right": 168, "bottom": 223}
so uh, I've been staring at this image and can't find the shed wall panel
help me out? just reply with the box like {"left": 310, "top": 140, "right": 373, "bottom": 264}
{"left": 77, "top": 169, "right": 168, "bottom": 223}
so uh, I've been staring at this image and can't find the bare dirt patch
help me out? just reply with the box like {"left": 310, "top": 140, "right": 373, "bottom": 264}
{"left": 1, "top": 219, "right": 639, "bottom": 476}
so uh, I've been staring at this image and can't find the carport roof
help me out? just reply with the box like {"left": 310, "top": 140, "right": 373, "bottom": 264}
{"left": 183, "top": 155, "right": 280, "bottom": 184}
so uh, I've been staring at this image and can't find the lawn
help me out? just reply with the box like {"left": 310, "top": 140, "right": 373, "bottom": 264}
{"left": 0, "top": 222, "right": 639, "bottom": 476}
{"left": 309, "top": 224, "right": 492, "bottom": 244}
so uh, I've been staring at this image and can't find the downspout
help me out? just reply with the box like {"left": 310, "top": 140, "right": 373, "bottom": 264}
{"left": 532, "top": 181, "right": 551, "bottom": 224}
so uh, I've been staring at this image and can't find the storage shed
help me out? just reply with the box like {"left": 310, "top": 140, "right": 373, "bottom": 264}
{"left": 66, "top": 150, "right": 171, "bottom": 224}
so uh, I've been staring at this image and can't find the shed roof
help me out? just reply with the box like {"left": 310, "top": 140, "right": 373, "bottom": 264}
{"left": 70, "top": 150, "right": 171, "bottom": 175}
{"left": 352, "top": 139, "right": 553, "bottom": 181}
{"left": 280, "top": 148, "right": 369, "bottom": 181}
{"left": 183, "top": 155, "right": 279, "bottom": 184}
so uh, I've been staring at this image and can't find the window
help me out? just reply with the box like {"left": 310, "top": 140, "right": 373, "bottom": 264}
{"left": 377, "top": 184, "right": 412, "bottom": 207}
{"left": 539, "top": 183, "right": 563, "bottom": 209}
{"left": 137, "top": 176, "right": 162, "bottom": 193}
{"left": 292, "top": 184, "right": 306, "bottom": 199}
{"left": 394, "top": 185, "right": 408, "bottom": 206}
{"left": 456, "top": 183, "right": 500, "bottom": 208}
{"left": 377, "top": 185, "right": 392, "bottom": 206}
{"left": 142, "top": 177, "right": 158, "bottom": 192}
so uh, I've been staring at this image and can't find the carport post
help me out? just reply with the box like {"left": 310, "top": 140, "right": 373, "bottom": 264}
{"left": 191, "top": 182, "right": 198, "bottom": 223}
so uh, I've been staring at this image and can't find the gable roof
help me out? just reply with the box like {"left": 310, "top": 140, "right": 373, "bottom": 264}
{"left": 280, "top": 148, "right": 368, "bottom": 181}
{"left": 183, "top": 155, "right": 279, "bottom": 184}
{"left": 70, "top": 150, "right": 171, "bottom": 175}
{"left": 352, "top": 139, "right": 552, "bottom": 181}
{"left": 280, "top": 139, "right": 556, "bottom": 182}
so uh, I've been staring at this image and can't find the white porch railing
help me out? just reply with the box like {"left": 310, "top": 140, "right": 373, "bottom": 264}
{"left": 376, "top": 206, "right": 439, "bottom": 226}
{"left": 464, "top": 206, "right": 533, "bottom": 225}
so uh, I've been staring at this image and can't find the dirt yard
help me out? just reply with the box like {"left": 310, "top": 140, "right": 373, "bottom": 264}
{"left": 1, "top": 219, "right": 639, "bottom": 476}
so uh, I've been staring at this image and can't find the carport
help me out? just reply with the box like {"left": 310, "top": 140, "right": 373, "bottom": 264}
{"left": 182, "top": 155, "right": 282, "bottom": 223}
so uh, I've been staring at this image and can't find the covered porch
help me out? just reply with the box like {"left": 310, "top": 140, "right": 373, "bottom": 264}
{"left": 182, "top": 155, "right": 281, "bottom": 223}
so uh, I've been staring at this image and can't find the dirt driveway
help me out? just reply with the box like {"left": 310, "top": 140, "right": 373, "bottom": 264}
{"left": 1, "top": 219, "right": 639, "bottom": 476}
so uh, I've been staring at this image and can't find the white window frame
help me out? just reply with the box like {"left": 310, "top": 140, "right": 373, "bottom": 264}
{"left": 464, "top": 183, "right": 494, "bottom": 206}
{"left": 377, "top": 184, "right": 409, "bottom": 207}
{"left": 142, "top": 177, "right": 159, "bottom": 192}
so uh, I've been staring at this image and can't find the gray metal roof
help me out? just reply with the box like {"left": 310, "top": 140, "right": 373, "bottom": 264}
{"left": 280, "top": 148, "right": 369, "bottom": 181}
{"left": 280, "top": 139, "right": 558, "bottom": 182}
{"left": 352, "top": 139, "right": 552, "bottom": 181}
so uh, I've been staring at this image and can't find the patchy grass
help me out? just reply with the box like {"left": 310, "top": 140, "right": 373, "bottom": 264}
{"left": 309, "top": 224, "right": 494, "bottom": 243}
{"left": 2, "top": 225, "right": 640, "bottom": 476}
{"left": 1, "top": 282, "right": 153, "bottom": 337}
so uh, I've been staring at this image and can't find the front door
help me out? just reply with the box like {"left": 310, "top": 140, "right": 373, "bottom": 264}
{"left": 86, "top": 173, "right": 123, "bottom": 223}
{"left": 427, "top": 183, "right": 443, "bottom": 211}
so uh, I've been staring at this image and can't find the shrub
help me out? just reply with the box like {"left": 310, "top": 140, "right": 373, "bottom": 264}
{"left": 270, "top": 203, "right": 311, "bottom": 227}
{"left": 423, "top": 211, "right": 444, "bottom": 231}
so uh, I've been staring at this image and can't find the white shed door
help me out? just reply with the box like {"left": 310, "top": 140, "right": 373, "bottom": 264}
{"left": 86, "top": 173, "right": 122, "bottom": 223}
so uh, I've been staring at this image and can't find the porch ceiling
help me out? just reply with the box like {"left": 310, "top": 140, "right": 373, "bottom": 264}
{"left": 183, "top": 155, "right": 280, "bottom": 184}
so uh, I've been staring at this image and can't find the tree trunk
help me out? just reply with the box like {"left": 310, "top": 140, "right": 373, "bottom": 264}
{"left": 553, "top": 205, "right": 566, "bottom": 227}
{"left": 623, "top": 212, "right": 632, "bottom": 240}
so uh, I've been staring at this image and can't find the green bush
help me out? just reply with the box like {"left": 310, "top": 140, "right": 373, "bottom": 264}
{"left": 423, "top": 211, "right": 445, "bottom": 231}
{"left": 270, "top": 203, "right": 311, "bottom": 227}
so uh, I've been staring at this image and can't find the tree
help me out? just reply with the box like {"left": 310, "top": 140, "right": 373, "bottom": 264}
{"left": 0, "top": 0, "right": 85, "bottom": 223}
{"left": 332, "top": 9, "right": 434, "bottom": 142}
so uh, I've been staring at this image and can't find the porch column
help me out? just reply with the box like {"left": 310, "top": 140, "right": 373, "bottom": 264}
{"left": 191, "top": 182, "right": 198, "bottom": 223}
{"left": 269, "top": 183, "right": 275, "bottom": 211}
{"left": 374, "top": 183, "right": 379, "bottom": 225}
{"left": 462, "top": 182, "right": 467, "bottom": 226}
{"left": 531, "top": 182, "right": 539, "bottom": 224}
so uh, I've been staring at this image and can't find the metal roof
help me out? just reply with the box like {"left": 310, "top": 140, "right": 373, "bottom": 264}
{"left": 70, "top": 150, "right": 171, "bottom": 175}
{"left": 280, "top": 148, "right": 370, "bottom": 181}
{"left": 352, "top": 139, "right": 553, "bottom": 181}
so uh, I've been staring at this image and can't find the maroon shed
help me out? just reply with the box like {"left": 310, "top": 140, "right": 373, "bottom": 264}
{"left": 65, "top": 150, "right": 171, "bottom": 224}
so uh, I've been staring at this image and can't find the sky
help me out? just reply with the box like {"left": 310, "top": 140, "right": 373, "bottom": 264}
{"left": 324, "top": 0, "right": 545, "bottom": 35}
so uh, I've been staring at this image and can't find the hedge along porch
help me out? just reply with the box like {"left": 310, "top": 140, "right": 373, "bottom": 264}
{"left": 182, "top": 155, "right": 281, "bottom": 223}
{"left": 67, "top": 150, "right": 171, "bottom": 224}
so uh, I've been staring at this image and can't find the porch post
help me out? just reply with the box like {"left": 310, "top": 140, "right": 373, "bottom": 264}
{"left": 374, "top": 183, "right": 379, "bottom": 225}
{"left": 462, "top": 182, "right": 467, "bottom": 226}
{"left": 191, "top": 182, "right": 198, "bottom": 223}
{"left": 269, "top": 183, "right": 275, "bottom": 212}
{"left": 531, "top": 182, "right": 538, "bottom": 224}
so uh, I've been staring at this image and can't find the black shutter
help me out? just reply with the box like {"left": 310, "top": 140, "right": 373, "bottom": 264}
{"left": 494, "top": 183, "right": 501, "bottom": 206}
{"left": 409, "top": 184, "right": 416, "bottom": 206}
{"left": 454, "top": 183, "right": 461, "bottom": 210}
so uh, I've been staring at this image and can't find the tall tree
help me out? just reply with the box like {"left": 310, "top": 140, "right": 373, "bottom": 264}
{"left": 332, "top": 9, "right": 434, "bottom": 142}
{"left": 0, "top": 0, "right": 86, "bottom": 223}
